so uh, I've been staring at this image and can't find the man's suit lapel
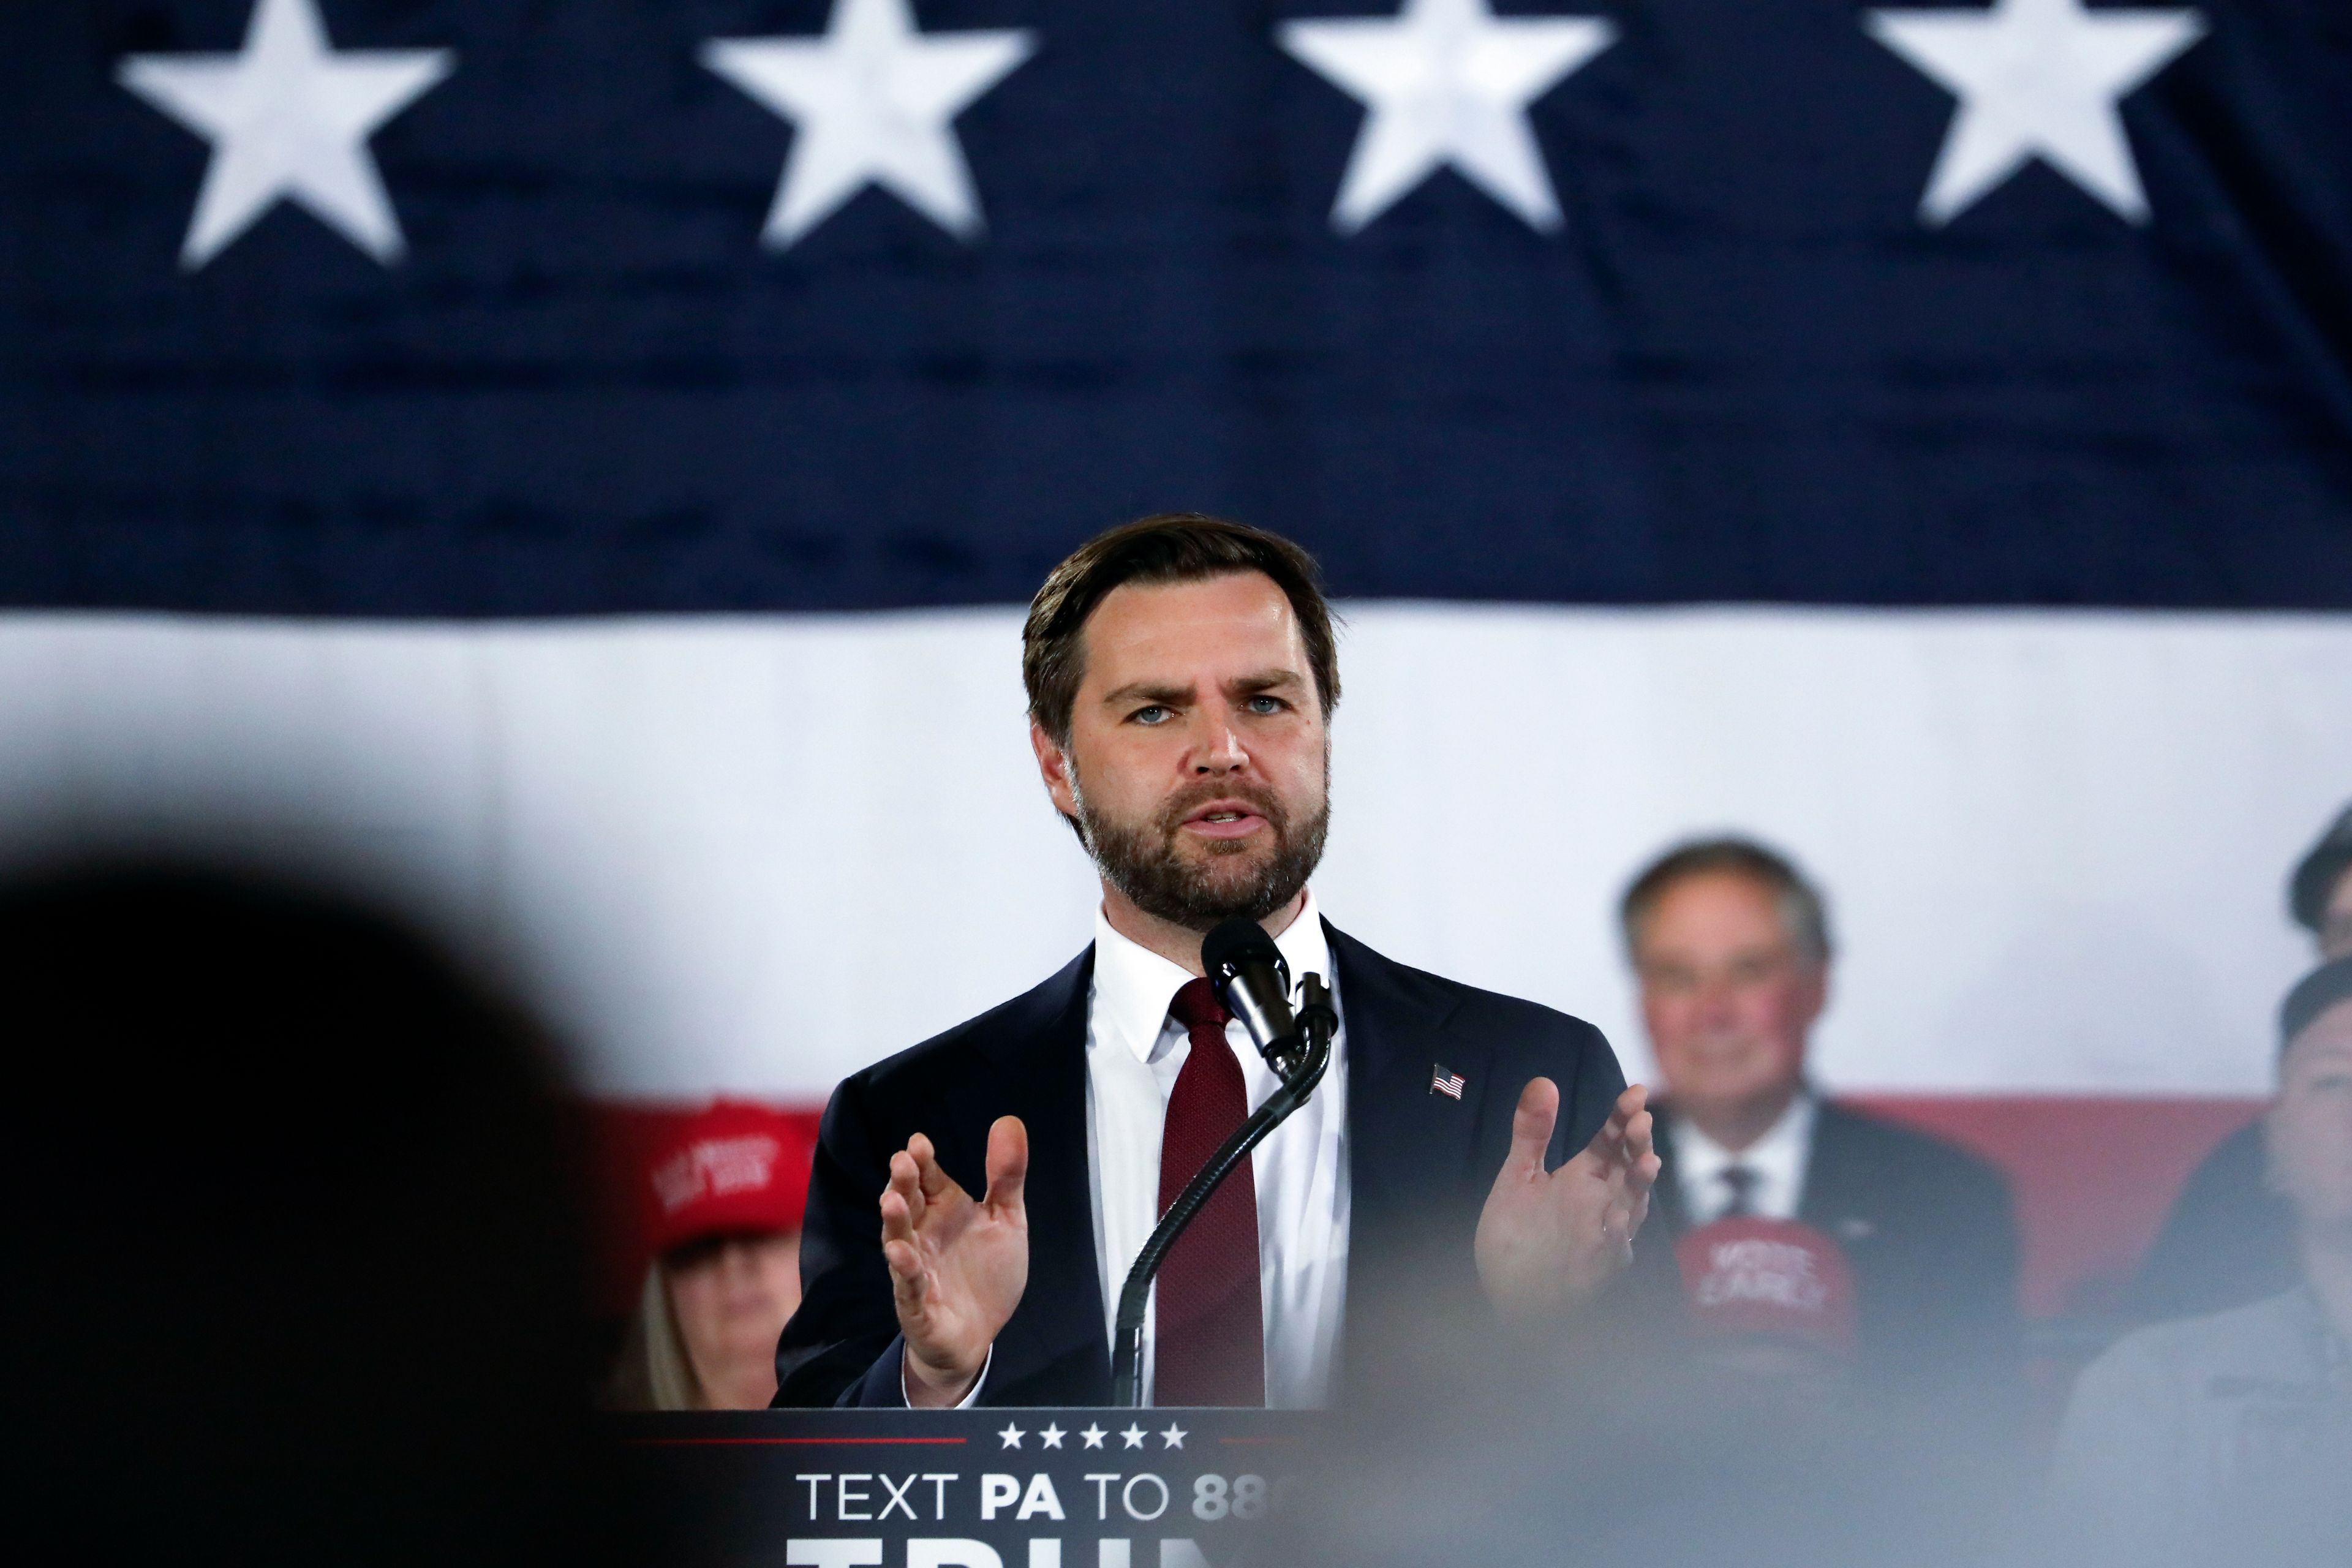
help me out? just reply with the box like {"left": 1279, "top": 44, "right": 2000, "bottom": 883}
{"left": 1795, "top": 1102, "right": 1875, "bottom": 1248}
{"left": 1327, "top": 922, "right": 1495, "bottom": 1280}
{"left": 971, "top": 946, "right": 1110, "bottom": 1401}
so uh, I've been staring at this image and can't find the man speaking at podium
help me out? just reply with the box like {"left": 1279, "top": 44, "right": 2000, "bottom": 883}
{"left": 775, "top": 514, "right": 1657, "bottom": 1409}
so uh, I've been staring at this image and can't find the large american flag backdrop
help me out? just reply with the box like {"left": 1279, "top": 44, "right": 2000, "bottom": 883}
{"left": 4, "top": 0, "right": 2351, "bottom": 1315}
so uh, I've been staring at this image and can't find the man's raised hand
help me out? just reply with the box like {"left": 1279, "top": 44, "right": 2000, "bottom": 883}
{"left": 1474, "top": 1080, "right": 1659, "bottom": 1319}
{"left": 880, "top": 1117, "right": 1029, "bottom": 1406}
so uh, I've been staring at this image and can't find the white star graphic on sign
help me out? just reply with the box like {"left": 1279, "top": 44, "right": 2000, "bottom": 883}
{"left": 997, "top": 1423, "right": 1024, "bottom": 1448}
{"left": 1159, "top": 1425, "right": 1187, "bottom": 1450}
{"left": 1080, "top": 1424, "right": 1107, "bottom": 1449}
{"left": 1039, "top": 1423, "right": 1065, "bottom": 1449}
{"left": 1279, "top": 0, "right": 1615, "bottom": 233}
{"left": 117, "top": 0, "right": 453, "bottom": 269}
{"left": 701, "top": 0, "right": 1035, "bottom": 249}
{"left": 1120, "top": 1423, "right": 1147, "bottom": 1449}
{"left": 1866, "top": 0, "right": 2206, "bottom": 225}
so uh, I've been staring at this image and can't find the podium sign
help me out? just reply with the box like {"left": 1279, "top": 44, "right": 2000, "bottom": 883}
{"left": 609, "top": 1408, "right": 1322, "bottom": 1568}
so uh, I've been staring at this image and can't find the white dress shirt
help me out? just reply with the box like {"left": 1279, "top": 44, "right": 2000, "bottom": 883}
{"left": 1672, "top": 1091, "right": 1815, "bottom": 1224}
{"left": 1084, "top": 892, "right": 1351, "bottom": 1408}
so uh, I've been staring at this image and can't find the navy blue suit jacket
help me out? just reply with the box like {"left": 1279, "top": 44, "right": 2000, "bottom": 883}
{"left": 773, "top": 921, "right": 1626, "bottom": 1408}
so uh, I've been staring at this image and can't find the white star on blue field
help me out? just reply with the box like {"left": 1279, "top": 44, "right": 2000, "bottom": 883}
{"left": 118, "top": 0, "right": 453, "bottom": 267}
{"left": 1281, "top": 0, "right": 1615, "bottom": 233}
{"left": 702, "top": 0, "right": 1033, "bottom": 249}
{"left": 1868, "top": 0, "right": 2206, "bottom": 223}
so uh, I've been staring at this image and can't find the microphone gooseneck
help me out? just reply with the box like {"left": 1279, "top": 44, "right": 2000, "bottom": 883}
{"left": 1109, "top": 923, "right": 1335, "bottom": 1408}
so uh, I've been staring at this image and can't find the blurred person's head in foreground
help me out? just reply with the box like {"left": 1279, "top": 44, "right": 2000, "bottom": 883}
{"left": 1676, "top": 1217, "right": 1858, "bottom": 1390}
{"left": 606, "top": 1101, "right": 811, "bottom": 1410}
{"left": 2291, "top": 801, "right": 2352, "bottom": 959}
{"left": 1621, "top": 837, "right": 1829, "bottom": 1150}
{"left": 0, "top": 862, "right": 620, "bottom": 1568}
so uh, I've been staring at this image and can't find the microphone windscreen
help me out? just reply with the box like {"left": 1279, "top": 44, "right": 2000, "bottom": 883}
{"left": 1201, "top": 917, "right": 1281, "bottom": 981}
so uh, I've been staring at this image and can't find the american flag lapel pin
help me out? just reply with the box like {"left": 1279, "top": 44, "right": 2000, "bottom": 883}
{"left": 1429, "top": 1064, "right": 1466, "bottom": 1100}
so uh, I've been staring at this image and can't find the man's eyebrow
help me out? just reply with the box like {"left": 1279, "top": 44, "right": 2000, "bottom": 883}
{"left": 1100, "top": 680, "right": 1195, "bottom": 708}
{"left": 1098, "top": 670, "right": 1305, "bottom": 707}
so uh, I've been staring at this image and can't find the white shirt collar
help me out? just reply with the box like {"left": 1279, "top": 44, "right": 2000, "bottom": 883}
{"left": 1090, "top": 890, "right": 1332, "bottom": 1064}
{"left": 1672, "top": 1089, "right": 1816, "bottom": 1224}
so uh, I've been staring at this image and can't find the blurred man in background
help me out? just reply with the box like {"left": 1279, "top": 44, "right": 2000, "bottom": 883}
{"left": 606, "top": 1101, "right": 810, "bottom": 1410}
{"left": 1623, "top": 837, "right": 2020, "bottom": 1396}
{"left": 2, "top": 862, "right": 630, "bottom": 1568}
{"left": 2132, "top": 799, "right": 2352, "bottom": 1321}
{"left": 2051, "top": 957, "right": 2352, "bottom": 1563}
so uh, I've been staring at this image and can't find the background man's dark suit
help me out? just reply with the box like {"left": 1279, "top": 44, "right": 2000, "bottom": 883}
{"left": 774, "top": 921, "right": 1626, "bottom": 1407}
{"left": 1647, "top": 1101, "right": 2021, "bottom": 1392}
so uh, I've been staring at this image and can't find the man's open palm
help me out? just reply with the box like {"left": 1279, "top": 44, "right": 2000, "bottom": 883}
{"left": 880, "top": 1117, "right": 1028, "bottom": 1405}
{"left": 1475, "top": 1080, "right": 1659, "bottom": 1318}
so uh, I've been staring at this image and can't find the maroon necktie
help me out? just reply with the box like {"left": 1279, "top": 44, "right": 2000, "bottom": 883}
{"left": 1155, "top": 978, "right": 1266, "bottom": 1406}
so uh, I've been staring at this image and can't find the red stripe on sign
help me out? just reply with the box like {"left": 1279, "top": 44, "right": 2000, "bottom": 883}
{"left": 624, "top": 1436, "right": 968, "bottom": 1447}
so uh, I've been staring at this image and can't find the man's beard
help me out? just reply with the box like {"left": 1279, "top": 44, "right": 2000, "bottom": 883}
{"left": 1071, "top": 774, "right": 1329, "bottom": 930}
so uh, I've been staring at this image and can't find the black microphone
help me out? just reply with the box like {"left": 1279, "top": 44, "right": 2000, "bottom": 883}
{"left": 1201, "top": 918, "right": 1298, "bottom": 1067}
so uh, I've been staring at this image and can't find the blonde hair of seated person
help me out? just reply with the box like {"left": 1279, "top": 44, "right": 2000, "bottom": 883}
{"left": 605, "top": 1262, "right": 706, "bottom": 1411}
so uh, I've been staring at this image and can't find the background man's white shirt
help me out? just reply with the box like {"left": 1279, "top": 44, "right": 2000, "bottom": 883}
{"left": 1085, "top": 892, "right": 1351, "bottom": 1408}
{"left": 1673, "top": 1091, "right": 1815, "bottom": 1223}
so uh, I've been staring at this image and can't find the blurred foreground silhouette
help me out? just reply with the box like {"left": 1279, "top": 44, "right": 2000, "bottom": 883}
{"left": 1, "top": 862, "right": 633, "bottom": 1568}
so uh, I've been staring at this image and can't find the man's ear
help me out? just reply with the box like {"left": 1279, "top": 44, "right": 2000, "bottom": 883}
{"left": 1030, "top": 717, "right": 1078, "bottom": 818}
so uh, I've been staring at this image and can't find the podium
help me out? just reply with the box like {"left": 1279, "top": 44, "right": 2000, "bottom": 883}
{"left": 608, "top": 1408, "right": 1322, "bottom": 1568}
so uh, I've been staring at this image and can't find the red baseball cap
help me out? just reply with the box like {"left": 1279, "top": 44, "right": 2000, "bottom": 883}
{"left": 643, "top": 1101, "right": 813, "bottom": 1256}
{"left": 1675, "top": 1217, "right": 1858, "bottom": 1357}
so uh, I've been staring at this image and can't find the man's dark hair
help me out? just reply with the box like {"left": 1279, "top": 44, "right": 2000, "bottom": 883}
{"left": 1022, "top": 512, "right": 1340, "bottom": 746}
{"left": 2288, "top": 800, "right": 2352, "bottom": 934}
{"left": 1618, "top": 836, "right": 1833, "bottom": 966}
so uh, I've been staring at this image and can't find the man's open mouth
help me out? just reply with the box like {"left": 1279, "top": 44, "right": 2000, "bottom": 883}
{"left": 1179, "top": 799, "right": 1272, "bottom": 837}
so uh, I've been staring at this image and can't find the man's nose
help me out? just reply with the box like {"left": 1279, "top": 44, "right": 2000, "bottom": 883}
{"left": 1693, "top": 971, "right": 1741, "bottom": 1022}
{"left": 1190, "top": 707, "right": 1248, "bottom": 774}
